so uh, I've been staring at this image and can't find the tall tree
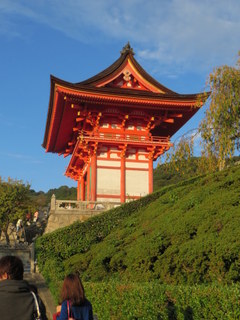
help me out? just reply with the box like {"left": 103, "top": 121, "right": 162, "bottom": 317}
{"left": 163, "top": 52, "right": 240, "bottom": 174}
{"left": 0, "top": 178, "right": 30, "bottom": 244}
{"left": 199, "top": 52, "right": 240, "bottom": 170}
{"left": 165, "top": 132, "right": 195, "bottom": 175}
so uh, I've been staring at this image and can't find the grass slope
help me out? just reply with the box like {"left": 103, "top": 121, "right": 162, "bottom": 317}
{"left": 36, "top": 164, "right": 240, "bottom": 289}
{"left": 153, "top": 155, "right": 240, "bottom": 190}
{"left": 66, "top": 165, "right": 240, "bottom": 284}
{"left": 37, "top": 162, "right": 240, "bottom": 284}
{"left": 36, "top": 164, "right": 240, "bottom": 318}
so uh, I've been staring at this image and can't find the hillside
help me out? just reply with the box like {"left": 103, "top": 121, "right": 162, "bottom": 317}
{"left": 36, "top": 163, "right": 240, "bottom": 291}
{"left": 153, "top": 155, "right": 240, "bottom": 190}
{"left": 153, "top": 157, "right": 200, "bottom": 190}
{"left": 29, "top": 185, "right": 77, "bottom": 207}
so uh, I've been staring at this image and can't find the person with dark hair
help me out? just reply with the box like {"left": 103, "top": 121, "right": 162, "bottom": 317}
{"left": 55, "top": 273, "right": 93, "bottom": 320}
{"left": 0, "top": 255, "right": 47, "bottom": 320}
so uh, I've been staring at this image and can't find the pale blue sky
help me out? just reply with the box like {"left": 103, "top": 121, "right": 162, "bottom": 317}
{"left": 0, "top": 0, "right": 239, "bottom": 192}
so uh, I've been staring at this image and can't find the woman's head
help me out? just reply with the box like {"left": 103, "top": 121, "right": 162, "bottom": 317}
{"left": 60, "top": 273, "right": 85, "bottom": 305}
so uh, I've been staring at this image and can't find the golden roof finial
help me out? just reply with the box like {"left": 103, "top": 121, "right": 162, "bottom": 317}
{"left": 120, "top": 42, "right": 135, "bottom": 55}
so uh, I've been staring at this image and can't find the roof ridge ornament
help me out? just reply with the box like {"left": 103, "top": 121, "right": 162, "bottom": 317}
{"left": 120, "top": 42, "right": 135, "bottom": 56}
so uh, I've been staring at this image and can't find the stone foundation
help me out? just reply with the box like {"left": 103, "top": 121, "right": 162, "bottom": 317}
{"left": 44, "top": 196, "right": 120, "bottom": 233}
{"left": 45, "top": 209, "right": 102, "bottom": 233}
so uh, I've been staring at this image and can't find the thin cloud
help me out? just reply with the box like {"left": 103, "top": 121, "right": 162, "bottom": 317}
{"left": 1, "top": 152, "right": 43, "bottom": 164}
{"left": 1, "top": 0, "right": 239, "bottom": 74}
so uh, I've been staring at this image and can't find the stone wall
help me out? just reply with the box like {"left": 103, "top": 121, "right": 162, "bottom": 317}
{"left": 45, "top": 209, "right": 102, "bottom": 233}
{"left": 44, "top": 195, "right": 120, "bottom": 233}
{"left": 0, "top": 244, "right": 35, "bottom": 273}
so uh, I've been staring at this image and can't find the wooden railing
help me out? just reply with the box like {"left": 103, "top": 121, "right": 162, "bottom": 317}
{"left": 79, "top": 131, "right": 170, "bottom": 145}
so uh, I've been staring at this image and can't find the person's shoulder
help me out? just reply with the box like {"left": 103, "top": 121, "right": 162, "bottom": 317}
{"left": 0, "top": 279, "right": 30, "bottom": 291}
{"left": 28, "top": 283, "right": 38, "bottom": 294}
{"left": 61, "top": 300, "right": 68, "bottom": 306}
{"left": 60, "top": 299, "right": 68, "bottom": 310}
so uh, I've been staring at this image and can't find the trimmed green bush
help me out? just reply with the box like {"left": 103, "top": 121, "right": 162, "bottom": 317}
{"left": 86, "top": 281, "right": 240, "bottom": 319}
{"left": 36, "top": 165, "right": 240, "bottom": 286}
{"left": 36, "top": 164, "right": 240, "bottom": 317}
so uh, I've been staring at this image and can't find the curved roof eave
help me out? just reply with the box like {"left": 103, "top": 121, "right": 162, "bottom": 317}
{"left": 49, "top": 74, "right": 208, "bottom": 102}
{"left": 42, "top": 75, "right": 57, "bottom": 149}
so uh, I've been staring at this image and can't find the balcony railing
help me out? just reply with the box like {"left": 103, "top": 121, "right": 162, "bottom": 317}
{"left": 50, "top": 196, "right": 120, "bottom": 213}
{"left": 79, "top": 131, "right": 170, "bottom": 145}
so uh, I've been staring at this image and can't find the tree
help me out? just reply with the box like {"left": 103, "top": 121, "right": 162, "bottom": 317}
{"left": 0, "top": 178, "right": 30, "bottom": 244}
{"left": 199, "top": 52, "right": 240, "bottom": 170}
{"left": 162, "top": 51, "right": 240, "bottom": 174}
{"left": 165, "top": 131, "right": 195, "bottom": 175}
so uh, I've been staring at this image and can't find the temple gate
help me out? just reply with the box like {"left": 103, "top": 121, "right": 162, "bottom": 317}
{"left": 43, "top": 43, "right": 207, "bottom": 203}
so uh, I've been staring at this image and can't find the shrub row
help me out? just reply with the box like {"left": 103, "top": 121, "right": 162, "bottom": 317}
{"left": 35, "top": 165, "right": 240, "bottom": 319}
{"left": 60, "top": 166, "right": 240, "bottom": 286}
{"left": 36, "top": 166, "right": 240, "bottom": 288}
{"left": 86, "top": 281, "right": 240, "bottom": 319}
{"left": 35, "top": 181, "right": 183, "bottom": 268}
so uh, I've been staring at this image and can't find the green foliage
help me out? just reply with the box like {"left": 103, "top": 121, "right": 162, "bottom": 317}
{"left": 200, "top": 52, "right": 240, "bottom": 170}
{"left": 28, "top": 185, "right": 77, "bottom": 207}
{"left": 36, "top": 190, "right": 162, "bottom": 266}
{"left": 36, "top": 164, "right": 240, "bottom": 290}
{"left": 28, "top": 189, "right": 48, "bottom": 210}
{"left": 36, "top": 165, "right": 240, "bottom": 318}
{"left": 40, "top": 258, "right": 65, "bottom": 303}
{"left": 153, "top": 156, "right": 201, "bottom": 190}
{"left": 45, "top": 186, "right": 77, "bottom": 202}
{"left": 0, "top": 177, "right": 30, "bottom": 243}
{"left": 84, "top": 281, "right": 240, "bottom": 320}
{"left": 161, "top": 53, "right": 240, "bottom": 175}
{"left": 164, "top": 133, "right": 195, "bottom": 175}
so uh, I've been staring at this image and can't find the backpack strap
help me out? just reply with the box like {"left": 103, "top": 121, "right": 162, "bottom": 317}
{"left": 31, "top": 291, "right": 41, "bottom": 319}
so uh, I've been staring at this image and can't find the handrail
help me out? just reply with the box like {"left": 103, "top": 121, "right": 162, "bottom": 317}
{"left": 51, "top": 198, "right": 120, "bottom": 212}
{"left": 79, "top": 132, "right": 170, "bottom": 145}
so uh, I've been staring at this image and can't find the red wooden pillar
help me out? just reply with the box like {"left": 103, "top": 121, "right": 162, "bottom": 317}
{"left": 148, "top": 158, "right": 153, "bottom": 193}
{"left": 80, "top": 175, "right": 85, "bottom": 201}
{"left": 87, "top": 164, "right": 90, "bottom": 201}
{"left": 91, "top": 153, "right": 97, "bottom": 201}
{"left": 77, "top": 180, "right": 81, "bottom": 200}
{"left": 120, "top": 156, "right": 126, "bottom": 203}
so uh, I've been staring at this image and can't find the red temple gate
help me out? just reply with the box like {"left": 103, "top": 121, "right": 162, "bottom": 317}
{"left": 43, "top": 43, "right": 207, "bottom": 203}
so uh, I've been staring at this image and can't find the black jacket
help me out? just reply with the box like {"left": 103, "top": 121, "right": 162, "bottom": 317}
{"left": 0, "top": 279, "right": 47, "bottom": 320}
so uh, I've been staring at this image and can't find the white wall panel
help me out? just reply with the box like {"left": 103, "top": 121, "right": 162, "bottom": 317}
{"left": 97, "top": 168, "right": 120, "bottom": 195}
{"left": 98, "top": 198, "right": 121, "bottom": 203}
{"left": 126, "top": 162, "right": 148, "bottom": 169}
{"left": 126, "top": 170, "right": 148, "bottom": 196}
{"left": 97, "top": 159, "right": 120, "bottom": 167}
{"left": 110, "top": 153, "right": 120, "bottom": 159}
{"left": 138, "top": 155, "right": 147, "bottom": 160}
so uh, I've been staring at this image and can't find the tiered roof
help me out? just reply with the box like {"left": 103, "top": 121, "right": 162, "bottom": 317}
{"left": 43, "top": 43, "right": 208, "bottom": 155}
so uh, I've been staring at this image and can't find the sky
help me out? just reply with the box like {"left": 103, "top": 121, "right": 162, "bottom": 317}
{"left": 0, "top": 0, "right": 239, "bottom": 192}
